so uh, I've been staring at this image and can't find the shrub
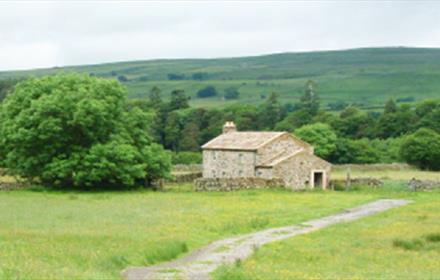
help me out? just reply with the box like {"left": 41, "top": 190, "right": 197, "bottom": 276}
{"left": 197, "top": 86, "right": 218, "bottom": 98}
{"left": 192, "top": 72, "right": 209, "bottom": 80}
{"left": 171, "top": 152, "right": 202, "bottom": 165}
{"left": 400, "top": 128, "right": 440, "bottom": 170}
{"left": 167, "top": 73, "right": 185, "bottom": 80}
{"left": 117, "top": 75, "right": 128, "bottom": 82}
{"left": 0, "top": 74, "right": 171, "bottom": 189}
{"left": 224, "top": 87, "right": 240, "bottom": 100}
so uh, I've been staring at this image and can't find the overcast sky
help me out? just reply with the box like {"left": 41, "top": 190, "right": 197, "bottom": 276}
{"left": 1, "top": 1, "right": 440, "bottom": 71}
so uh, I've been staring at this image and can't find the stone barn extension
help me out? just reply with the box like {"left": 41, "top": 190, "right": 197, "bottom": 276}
{"left": 199, "top": 122, "right": 331, "bottom": 190}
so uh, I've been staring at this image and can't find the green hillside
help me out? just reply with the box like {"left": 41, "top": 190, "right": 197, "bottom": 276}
{"left": 1, "top": 47, "right": 440, "bottom": 108}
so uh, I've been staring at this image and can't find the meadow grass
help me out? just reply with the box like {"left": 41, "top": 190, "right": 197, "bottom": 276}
{"left": 212, "top": 183, "right": 440, "bottom": 280}
{"left": 0, "top": 186, "right": 376, "bottom": 279}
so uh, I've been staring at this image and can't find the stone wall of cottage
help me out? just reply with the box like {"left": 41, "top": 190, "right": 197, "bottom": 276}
{"left": 273, "top": 152, "right": 331, "bottom": 190}
{"left": 256, "top": 134, "right": 308, "bottom": 166}
{"left": 203, "top": 150, "right": 256, "bottom": 178}
{"left": 255, "top": 167, "right": 273, "bottom": 179}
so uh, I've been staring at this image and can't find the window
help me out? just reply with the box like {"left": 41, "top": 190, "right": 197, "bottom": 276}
{"left": 213, "top": 151, "right": 217, "bottom": 160}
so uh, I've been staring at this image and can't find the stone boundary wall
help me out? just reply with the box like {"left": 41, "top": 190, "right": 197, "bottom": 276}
{"left": 194, "top": 177, "right": 284, "bottom": 192}
{"left": 169, "top": 172, "right": 202, "bottom": 184}
{"left": 333, "top": 163, "right": 413, "bottom": 172}
{"left": 0, "top": 182, "right": 26, "bottom": 191}
{"left": 408, "top": 179, "right": 440, "bottom": 191}
{"left": 330, "top": 177, "right": 383, "bottom": 190}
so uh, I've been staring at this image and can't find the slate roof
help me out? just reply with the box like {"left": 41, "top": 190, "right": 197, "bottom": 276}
{"left": 201, "top": 131, "right": 287, "bottom": 151}
{"left": 257, "top": 149, "right": 305, "bottom": 167}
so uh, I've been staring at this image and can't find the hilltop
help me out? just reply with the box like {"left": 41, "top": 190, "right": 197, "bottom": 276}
{"left": 1, "top": 47, "right": 440, "bottom": 108}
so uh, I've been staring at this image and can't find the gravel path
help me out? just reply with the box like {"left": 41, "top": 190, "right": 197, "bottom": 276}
{"left": 121, "top": 199, "right": 409, "bottom": 280}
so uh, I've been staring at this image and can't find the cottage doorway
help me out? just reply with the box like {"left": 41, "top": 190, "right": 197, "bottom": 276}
{"left": 312, "top": 171, "right": 324, "bottom": 189}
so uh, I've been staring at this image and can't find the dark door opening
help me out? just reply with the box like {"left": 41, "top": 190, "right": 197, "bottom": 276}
{"left": 313, "top": 171, "right": 324, "bottom": 189}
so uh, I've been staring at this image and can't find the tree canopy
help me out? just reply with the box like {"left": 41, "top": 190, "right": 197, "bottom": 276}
{"left": 400, "top": 128, "right": 440, "bottom": 170}
{"left": 0, "top": 74, "right": 171, "bottom": 189}
{"left": 294, "top": 123, "right": 337, "bottom": 160}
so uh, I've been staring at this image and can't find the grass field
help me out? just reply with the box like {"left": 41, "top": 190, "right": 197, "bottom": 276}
{"left": 0, "top": 187, "right": 376, "bottom": 279}
{"left": 2, "top": 47, "right": 440, "bottom": 108}
{"left": 213, "top": 184, "right": 440, "bottom": 280}
{"left": 0, "top": 169, "right": 439, "bottom": 279}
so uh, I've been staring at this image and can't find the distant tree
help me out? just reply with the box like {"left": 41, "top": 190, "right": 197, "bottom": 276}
{"left": 224, "top": 87, "right": 240, "bottom": 100}
{"left": 148, "top": 86, "right": 162, "bottom": 106}
{"left": 197, "top": 86, "right": 218, "bottom": 98}
{"left": 164, "top": 112, "right": 183, "bottom": 151}
{"left": 192, "top": 72, "right": 209, "bottom": 80}
{"left": 295, "top": 123, "right": 337, "bottom": 160}
{"left": 330, "top": 138, "right": 380, "bottom": 164}
{"left": 0, "top": 78, "right": 20, "bottom": 102}
{"left": 169, "top": 89, "right": 190, "bottom": 110}
{"left": 327, "top": 101, "right": 349, "bottom": 111}
{"left": 110, "top": 71, "right": 117, "bottom": 76}
{"left": 167, "top": 73, "right": 185, "bottom": 81}
{"left": 384, "top": 99, "right": 397, "bottom": 114}
{"left": 259, "top": 92, "right": 283, "bottom": 130}
{"left": 282, "top": 102, "right": 296, "bottom": 114}
{"left": 0, "top": 74, "right": 171, "bottom": 189}
{"left": 400, "top": 128, "right": 440, "bottom": 170}
{"left": 419, "top": 107, "right": 440, "bottom": 133}
{"left": 180, "top": 122, "right": 200, "bottom": 151}
{"left": 278, "top": 80, "right": 321, "bottom": 130}
{"left": 299, "top": 80, "right": 320, "bottom": 117}
{"left": 376, "top": 104, "right": 417, "bottom": 138}
{"left": 171, "top": 151, "right": 202, "bottom": 164}
{"left": 117, "top": 75, "right": 128, "bottom": 82}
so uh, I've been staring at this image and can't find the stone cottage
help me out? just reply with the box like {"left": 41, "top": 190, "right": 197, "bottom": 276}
{"left": 200, "top": 122, "right": 331, "bottom": 190}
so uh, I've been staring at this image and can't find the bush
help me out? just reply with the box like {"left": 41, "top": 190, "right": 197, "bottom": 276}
{"left": 117, "top": 75, "right": 128, "bottom": 82}
{"left": 224, "top": 87, "right": 240, "bottom": 100}
{"left": 171, "top": 152, "right": 202, "bottom": 165}
{"left": 0, "top": 74, "right": 171, "bottom": 189}
{"left": 197, "top": 86, "right": 218, "bottom": 98}
{"left": 400, "top": 128, "right": 440, "bottom": 170}
{"left": 192, "top": 72, "right": 209, "bottom": 80}
{"left": 167, "top": 73, "right": 185, "bottom": 80}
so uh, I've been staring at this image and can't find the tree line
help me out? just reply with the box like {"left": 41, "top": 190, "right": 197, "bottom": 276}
{"left": 140, "top": 80, "right": 440, "bottom": 169}
{"left": 1, "top": 74, "right": 439, "bottom": 188}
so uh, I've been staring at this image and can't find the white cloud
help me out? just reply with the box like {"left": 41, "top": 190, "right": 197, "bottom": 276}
{"left": 0, "top": 1, "right": 439, "bottom": 70}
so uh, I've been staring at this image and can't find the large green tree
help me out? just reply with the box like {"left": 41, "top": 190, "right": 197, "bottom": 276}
{"left": 400, "top": 128, "right": 440, "bottom": 170}
{"left": 0, "top": 74, "right": 170, "bottom": 189}
{"left": 294, "top": 123, "right": 337, "bottom": 160}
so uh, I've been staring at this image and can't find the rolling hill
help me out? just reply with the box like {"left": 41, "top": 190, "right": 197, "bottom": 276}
{"left": 1, "top": 47, "right": 440, "bottom": 108}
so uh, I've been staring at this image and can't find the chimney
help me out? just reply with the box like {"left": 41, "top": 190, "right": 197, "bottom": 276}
{"left": 223, "top": 121, "right": 237, "bottom": 134}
